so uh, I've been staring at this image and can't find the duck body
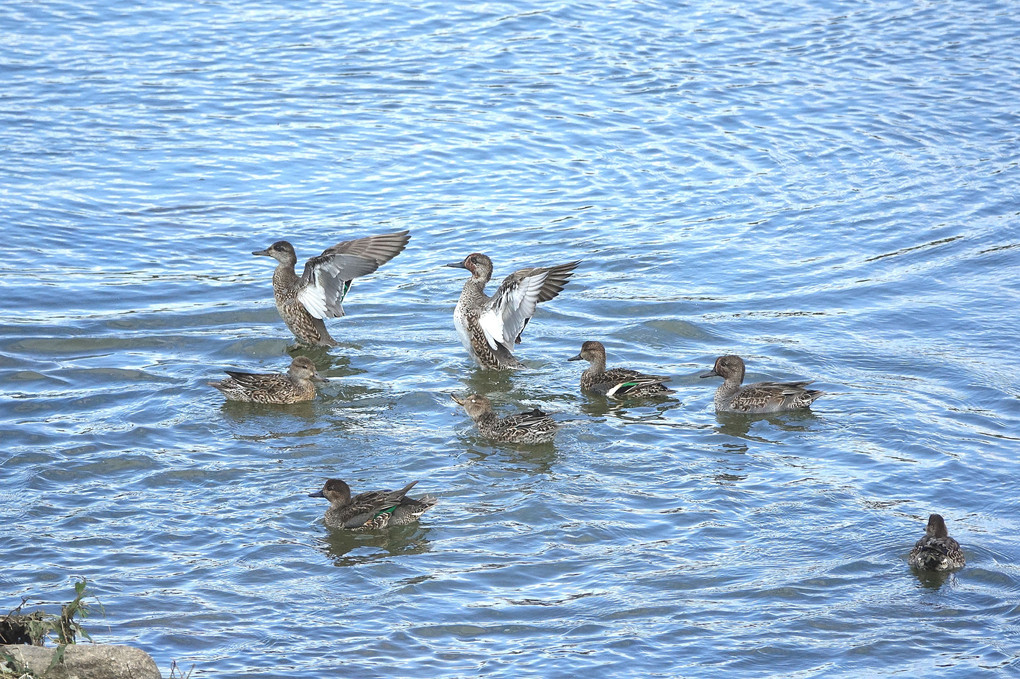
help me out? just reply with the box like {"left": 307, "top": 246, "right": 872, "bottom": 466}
{"left": 701, "top": 355, "right": 823, "bottom": 414}
{"left": 447, "top": 253, "right": 579, "bottom": 369}
{"left": 253, "top": 230, "right": 410, "bottom": 346}
{"left": 569, "top": 341, "right": 672, "bottom": 398}
{"left": 452, "top": 393, "right": 559, "bottom": 444}
{"left": 210, "top": 356, "right": 324, "bottom": 404}
{"left": 308, "top": 478, "right": 437, "bottom": 530}
{"left": 908, "top": 514, "right": 965, "bottom": 571}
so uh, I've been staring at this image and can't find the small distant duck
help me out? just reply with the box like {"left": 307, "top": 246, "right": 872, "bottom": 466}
{"left": 451, "top": 393, "right": 559, "bottom": 444}
{"left": 568, "top": 340, "right": 673, "bottom": 398}
{"left": 253, "top": 230, "right": 411, "bottom": 346}
{"left": 209, "top": 356, "right": 325, "bottom": 403}
{"left": 308, "top": 478, "right": 437, "bottom": 530}
{"left": 446, "top": 253, "right": 579, "bottom": 369}
{"left": 908, "top": 514, "right": 966, "bottom": 571}
{"left": 700, "top": 355, "right": 823, "bottom": 414}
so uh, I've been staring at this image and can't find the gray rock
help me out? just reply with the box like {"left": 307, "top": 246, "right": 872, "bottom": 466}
{"left": 1, "top": 644, "right": 161, "bottom": 679}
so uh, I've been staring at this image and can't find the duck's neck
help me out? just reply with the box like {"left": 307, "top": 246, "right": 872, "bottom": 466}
{"left": 586, "top": 355, "right": 607, "bottom": 377}
{"left": 273, "top": 261, "right": 299, "bottom": 290}
{"left": 459, "top": 276, "right": 488, "bottom": 306}
{"left": 476, "top": 410, "right": 499, "bottom": 427}
{"left": 714, "top": 376, "right": 743, "bottom": 405}
{"left": 289, "top": 377, "right": 317, "bottom": 399}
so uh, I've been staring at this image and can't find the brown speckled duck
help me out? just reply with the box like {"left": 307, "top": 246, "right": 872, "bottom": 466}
{"left": 568, "top": 341, "right": 673, "bottom": 398}
{"left": 700, "top": 355, "right": 823, "bottom": 414}
{"left": 209, "top": 356, "right": 325, "bottom": 404}
{"left": 451, "top": 393, "right": 560, "bottom": 444}
{"left": 446, "top": 253, "right": 579, "bottom": 369}
{"left": 253, "top": 230, "right": 410, "bottom": 346}
{"left": 308, "top": 478, "right": 437, "bottom": 530}
{"left": 908, "top": 514, "right": 965, "bottom": 571}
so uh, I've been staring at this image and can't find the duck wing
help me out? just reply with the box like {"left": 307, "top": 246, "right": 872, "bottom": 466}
{"left": 221, "top": 370, "right": 287, "bottom": 389}
{"left": 342, "top": 480, "right": 420, "bottom": 528}
{"left": 504, "top": 408, "right": 556, "bottom": 430}
{"left": 602, "top": 368, "right": 671, "bottom": 397}
{"left": 477, "top": 260, "right": 579, "bottom": 349}
{"left": 297, "top": 230, "right": 411, "bottom": 319}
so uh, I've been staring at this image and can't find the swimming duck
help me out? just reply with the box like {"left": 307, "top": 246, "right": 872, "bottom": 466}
{"left": 209, "top": 356, "right": 325, "bottom": 403}
{"left": 446, "top": 253, "right": 579, "bottom": 369}
{"left": 253, "top": 230, "right": 410, "bottom": 346}
{"left": 700, "top": 355, "right": 823, "bottom": 413}
{"left": 451, "top": 393, "right": 559, "bottom": 444}
{"left": 308, "top": 478, "right": 437, "bottom": 530}
{"left": 908, "top": 514, "right": 966, "bottom": 571}
{"left": 568, "top": 340, "right": 673, "bottom": 398}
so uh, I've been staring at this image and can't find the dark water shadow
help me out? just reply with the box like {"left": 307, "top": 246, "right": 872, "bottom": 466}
{"left": 579, "top": 394, "right": 683, "bottom": 424}
{"left": 712, "top": 409, "right": 821, "bottom": 441}
{"left": 217, "top": 399, "right": 318, "bottom": 423}
{"left": 456, "top": 367, "right": 517, "bottom": 396}
{"left": 459, "top": 435, "right": 558, "bottom": 476}
{"left": 284, "top": 346, "right": 356, "bottom": 375}
{"left": 911, "top": 566, "right": 958, "bottom": 591}
{"left": 314, "top": 524, "right": 433, "bottom": 566}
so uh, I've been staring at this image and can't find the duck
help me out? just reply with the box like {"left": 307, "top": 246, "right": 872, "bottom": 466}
{"left": 451, "top": 393, "right": 559, "bottom": 444}
{"left": 308, "top": 478, "right": 437, "bottom": 530}
{"left": 209, "top": 356, "right": 325, "bottom": 403}
{"left": 908, "top": 514, "right": 966, "bottom": 571}
{"left": 568, "top": 340, "right": 673, "bottom": 398}
{"left": 253, "top": 230, "right": 410, "bottom": 346}
{"left": 446, "top": 253, "right": 579, "bottom": 369}
{"left": 700, "top": 355, "right": 823, "bottom": 413}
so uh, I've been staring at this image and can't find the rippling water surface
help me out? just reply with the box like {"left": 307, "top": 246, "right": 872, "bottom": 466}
{"left": 2, "top": 1, "right": 1019, "bottom": 676}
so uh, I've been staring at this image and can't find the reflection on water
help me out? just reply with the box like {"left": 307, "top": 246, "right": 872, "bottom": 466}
{"left": 315, "top": 524, "right": 434, "bottom": 566}
{"left": 578, "top": 394, "right": 683, "bottom": 423}
{"left": 712, "top": 409, "right": 822, "bottom": 441}
{"left": 911, "top": 568, "right": 956, "bottom": 592}
{"left": 462, "top": 442, "right": 558, "bottom": 476}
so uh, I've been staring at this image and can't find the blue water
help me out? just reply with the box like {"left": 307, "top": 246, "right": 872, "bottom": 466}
{"left": 2, "top": 0, "right": 1019, "bottom": 676}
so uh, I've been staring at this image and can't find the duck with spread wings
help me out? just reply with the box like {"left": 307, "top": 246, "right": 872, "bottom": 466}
{"left": 253, "top": 230, "right": 410, "bottom": 346}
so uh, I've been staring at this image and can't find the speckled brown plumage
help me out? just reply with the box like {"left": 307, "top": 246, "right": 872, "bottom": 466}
{"left": 568, "top": 340, "right": 672, "bottom": 398}
{"left": 209, "top": 356, "right": 324, "bottom": 404}
{"left": 308, "top": 478, "right": 437, "bottom": 530}
{"left": 451, "top": 393, "right": 559, "bottom": 444}
{"left": 908, "top": 514, "right": 965, "bottom": 571}
{"left": 447, "top": 253, "right": 579, "bottom": 369}
{"left": 253, "top": 231, "right": 410, "bottom": 346}
{"left": 700, "top": 355, "right": 823, "bottom": 414}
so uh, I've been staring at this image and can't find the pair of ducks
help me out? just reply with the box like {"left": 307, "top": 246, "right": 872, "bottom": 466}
{"left": 210, "top": 230, "right": 576, "bottom": 402}
{"left": 246, "top": 229, "right": 579, "bottom": 370}
{"left": 304, "top": 477, "right": 968, "bottom": 575}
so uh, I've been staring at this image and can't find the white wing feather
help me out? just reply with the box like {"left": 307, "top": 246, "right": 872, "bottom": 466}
{"left": 478, "top": 270, "right": 550, "bottom": 349}
{"left": 297, "top": 275, "right": 331, "bottom": 319}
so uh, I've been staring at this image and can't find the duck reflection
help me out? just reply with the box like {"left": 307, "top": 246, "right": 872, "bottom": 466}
{"left": 579, "top": 395, "right": 682, "bottom": 423}
{"left": 461, "top": 440, "right": 557, "bottom": 476}
{"left": 712, "top": 409, "right": 820, "bottom": 440}
{"left": 911, "top": 568, "right": 955, "bottom": 591}
{"left": 316, "top": 524, "right": 433, "bottom": 566}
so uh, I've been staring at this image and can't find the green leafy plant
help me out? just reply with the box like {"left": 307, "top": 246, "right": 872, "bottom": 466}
{"left": 0, "top": 578, "right": 100, "bottom": 677}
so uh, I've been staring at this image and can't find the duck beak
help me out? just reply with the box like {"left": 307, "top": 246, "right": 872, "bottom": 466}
{"left": 308, "top": 490, "right": 325, "bottom": 498}
{"left": 252, "top": 247, "right": 271, "bottom": 257}
{"left": 568, "top": 353, "right": 583, "bottom": 361}
{"left": 450, "top": 394, "right": 465, "bottom": 405}
{"left": 312, "top": 373, "right": 329, "bottom": 383}
{"left": 444, "top": 260, "right": 467, "bottom": 269}
{"left": 699, "top": 369, "right": 719, "bottom": 379}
